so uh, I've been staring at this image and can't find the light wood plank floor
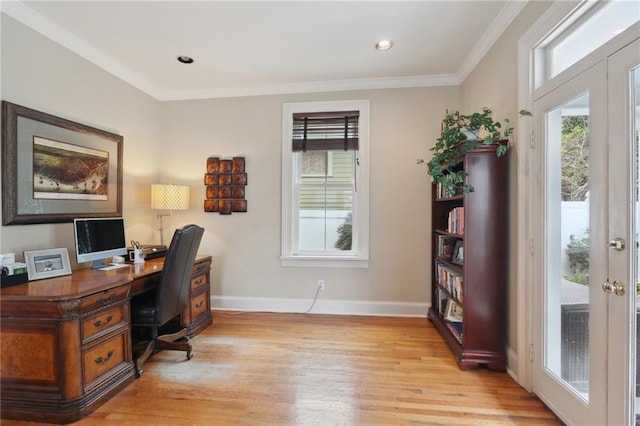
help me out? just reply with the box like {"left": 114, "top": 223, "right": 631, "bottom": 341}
{"left": 3, "top": 312, "right": 561, "bottom": 425}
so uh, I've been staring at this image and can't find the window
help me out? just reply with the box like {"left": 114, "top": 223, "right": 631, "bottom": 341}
{"left": 281, "top": 100, "right": 369, "bottom": 267}
{"left": 542, "top": 0, "right": 639, "bottom": 81}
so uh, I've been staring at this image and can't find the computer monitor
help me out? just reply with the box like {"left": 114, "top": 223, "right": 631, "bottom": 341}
{"left": 73, "top": 217, "right": 128, "bottom": 268}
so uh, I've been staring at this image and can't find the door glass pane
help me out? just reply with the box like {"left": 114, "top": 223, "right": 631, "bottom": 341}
{"left": 546, "top": 92, "right": 591, "bottom": 399}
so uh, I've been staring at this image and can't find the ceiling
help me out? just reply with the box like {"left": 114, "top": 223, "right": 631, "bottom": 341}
{"left": 2, "top": 1, "right": 526, "bottom": 101}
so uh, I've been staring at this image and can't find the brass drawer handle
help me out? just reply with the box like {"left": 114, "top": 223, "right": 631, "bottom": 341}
{"left": 97, "top": 294, "right": 115, "bottom": 306}
{"left": 193, "top": 276, "right": 206, "bottom": 286}
{"left": 93, "top": 315, "right": 113, "bottom": 328}
{"left": 94, "top": 349, "right": 115, "bottom": 365}
{"left": 195, "top": 301, "right": 204, "bottom": 308}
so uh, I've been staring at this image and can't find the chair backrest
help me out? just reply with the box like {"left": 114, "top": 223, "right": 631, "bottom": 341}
{"left": 154, "top": 224, "right": 204, "bottom": 326}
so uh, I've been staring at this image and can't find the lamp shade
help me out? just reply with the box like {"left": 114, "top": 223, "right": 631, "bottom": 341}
{"left": 151, "top": 184, "right": 190, "bottom": 210}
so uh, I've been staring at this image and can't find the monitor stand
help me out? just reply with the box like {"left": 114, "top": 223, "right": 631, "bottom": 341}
{"left": 91, "top": 259, "right": 108, "bottom": 269}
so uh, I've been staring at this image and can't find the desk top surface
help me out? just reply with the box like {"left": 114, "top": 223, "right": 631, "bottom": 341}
{"left": 0, "top": 255, "right": 211, "bottom": 301}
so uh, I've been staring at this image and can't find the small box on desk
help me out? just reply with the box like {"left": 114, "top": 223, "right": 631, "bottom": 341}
{"left": 1, "top": 272, "right": 29, "bottom": 288}
{"left": 127, "top": 244, "right": 168, "bottom": 261}
{"left": 1, "top": 260, "right": 29, "bottom": 288}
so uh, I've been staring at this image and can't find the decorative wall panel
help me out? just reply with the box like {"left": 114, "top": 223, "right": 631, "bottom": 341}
{"left": 204, "top": 156, "right": 247, "bottom": 215}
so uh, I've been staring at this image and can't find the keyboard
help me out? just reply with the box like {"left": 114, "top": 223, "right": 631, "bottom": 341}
{"left": 99, "top": 263, "right": 129, "bottom": 271}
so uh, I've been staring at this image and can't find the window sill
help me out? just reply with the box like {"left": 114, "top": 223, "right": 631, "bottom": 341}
{"left": 280, "top": 255, "right": 369, "bottom": 268}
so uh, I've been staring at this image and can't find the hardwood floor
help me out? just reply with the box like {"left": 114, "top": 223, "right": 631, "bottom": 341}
{"left": 3, "top": 312, "right": 561, "bottom": 425}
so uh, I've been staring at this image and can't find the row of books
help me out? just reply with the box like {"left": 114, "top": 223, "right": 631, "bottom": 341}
{"left": 435, "top": 262, "right": 464, "bottom": 303}
{"left": 447, "top": 207, "right": 464, "bottom": 235}
{"left": 434, "top": 182, "right": 462, "bottom": 199}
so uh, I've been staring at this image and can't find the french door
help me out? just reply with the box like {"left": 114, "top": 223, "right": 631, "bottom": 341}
{"left": 607, "top": 39, "right": 639, "bottom": 426}
{"left": 532, "top": 38, "right": 639, "bottom": 425}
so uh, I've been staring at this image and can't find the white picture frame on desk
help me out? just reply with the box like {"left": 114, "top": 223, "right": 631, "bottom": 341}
{"left": 24, "top": 248, "right": 72, "bottom": 281}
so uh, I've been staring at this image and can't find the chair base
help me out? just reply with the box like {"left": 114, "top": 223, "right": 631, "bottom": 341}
{"left": 134, "top": 327, "right": 193, "bottom": 378}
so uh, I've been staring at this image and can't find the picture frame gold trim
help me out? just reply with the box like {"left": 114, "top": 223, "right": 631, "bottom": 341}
{"left": 2, "top": 101, "right": 123, "bottom": 225}
{"left": 24, "top": 248, "right": 72, "bottom": 281}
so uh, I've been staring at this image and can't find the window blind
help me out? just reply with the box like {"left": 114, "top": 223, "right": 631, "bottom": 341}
{"left": 292, "top": 111, "right": 359, "bottom": 152}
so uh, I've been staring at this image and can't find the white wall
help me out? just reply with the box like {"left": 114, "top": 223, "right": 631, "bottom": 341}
{"left": 1, "top": 13, "right": 461, "bottom": 315}
{"left": 160, "top": 88, "right": 459, "bottom": 314}
{"left": 0, "top": 14, "right": 163, "bottom": 268}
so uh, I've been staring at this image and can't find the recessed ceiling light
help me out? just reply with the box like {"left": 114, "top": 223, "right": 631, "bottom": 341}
{"left": 375, "top": 40, "right": 394, "bottom": 51}
{"left": 177, "top": 56, "right": 194, "bottom": 64}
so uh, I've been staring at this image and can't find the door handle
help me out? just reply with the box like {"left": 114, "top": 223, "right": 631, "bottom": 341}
{"left": 608, "top": 237, "right": 625, "bottom": 251}
{"left": 602, "top": 280, "right": 625, "bottom": 296}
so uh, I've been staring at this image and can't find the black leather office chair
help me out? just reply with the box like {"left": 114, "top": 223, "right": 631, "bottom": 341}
{"left": 131, "top": 224, "right": 204, "bottom": 377}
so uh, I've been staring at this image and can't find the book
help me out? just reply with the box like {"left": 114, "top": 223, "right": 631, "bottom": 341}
{"left": 445, "top": 321, "right": 463, "bottom": 343}
{"left": 434, "top": 262, "right": 464, "bottom": 302}
{"left": 447, "top": 207, "right": 465, "bottom": 235}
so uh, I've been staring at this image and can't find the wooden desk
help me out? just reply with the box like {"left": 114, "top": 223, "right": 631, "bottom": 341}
{"left": 0, "top": 255, "right": 212, "bottom": 424}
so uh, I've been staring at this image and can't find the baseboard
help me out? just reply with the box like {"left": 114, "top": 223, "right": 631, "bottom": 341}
{"left": 211, "top": 295, "right": 429, "bottom": 317}
{"left": 506, "top": 345, "right": 519, "bottom": 384}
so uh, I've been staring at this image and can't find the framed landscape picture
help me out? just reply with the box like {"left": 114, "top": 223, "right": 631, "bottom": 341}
{"left": 2, "top": 101, "right": 123, "bottom": 225}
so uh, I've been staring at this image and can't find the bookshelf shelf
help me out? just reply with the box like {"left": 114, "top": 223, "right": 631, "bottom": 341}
{"left": 427, "top": 143, "right": 508, "bottom": 371}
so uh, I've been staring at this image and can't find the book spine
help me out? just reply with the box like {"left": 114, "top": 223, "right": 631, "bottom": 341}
{"left": 446, "top": 207, "right": 465, "bottom": 235}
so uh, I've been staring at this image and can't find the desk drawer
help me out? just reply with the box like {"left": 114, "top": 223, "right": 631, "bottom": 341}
{"left": 190, "top": 273, "right": 208, "bottom": 291}
{"left": 192, "top": 259, "right": 211, "bottom": 275}
{"left": 82, "top": 331, "right": 127, "bottom": 387}
{"left": 81, "top": 306, "right": 127, "bottom": 343}
{"left": 190, "top": 291, "right": 209, "bottom": 319}
{"left": 80, "top": 285, "right": 129, "bottom": 313}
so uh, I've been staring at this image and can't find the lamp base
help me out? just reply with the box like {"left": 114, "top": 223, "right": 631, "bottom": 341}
{"left": 156, "top": 212, "right": 171, "bottom": 246}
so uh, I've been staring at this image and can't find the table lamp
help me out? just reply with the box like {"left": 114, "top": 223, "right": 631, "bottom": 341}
{"left": 151, "top": 184, "right": 190, "bottom": 245}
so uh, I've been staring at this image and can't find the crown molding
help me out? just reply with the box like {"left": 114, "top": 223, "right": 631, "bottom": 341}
{"left": 155, "top": 74, "right": 460, "bottom": 101}
{"left": 1, "top": 0, "right": 159, "bottom": 98}
{"left": 456, "top": 0, "right": 527, "bottom": 83}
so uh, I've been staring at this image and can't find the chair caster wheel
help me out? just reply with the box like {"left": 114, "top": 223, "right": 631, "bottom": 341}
{"left": 187, "top": 352, "right": 193, "bottom": 360}
{"left": 135, "top": 368, "right": 143, "bottom": 378}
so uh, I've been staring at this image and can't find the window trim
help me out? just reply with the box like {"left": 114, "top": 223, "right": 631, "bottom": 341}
{"left": 281, "top": 100, "right": 369, "bottom": 268}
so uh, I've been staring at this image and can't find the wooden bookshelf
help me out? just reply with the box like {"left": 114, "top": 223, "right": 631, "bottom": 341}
{"left": 427, "top": 143, "right": 508, "bottom": 371}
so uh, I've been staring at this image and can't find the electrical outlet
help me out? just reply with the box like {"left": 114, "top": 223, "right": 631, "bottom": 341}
{"left": 317, "top": 279, "right": 325, "bottom": 291}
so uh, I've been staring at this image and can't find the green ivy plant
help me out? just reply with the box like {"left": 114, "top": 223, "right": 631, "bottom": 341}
{"left": 418, "top": 107, "right": 532, "bottom": 197}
